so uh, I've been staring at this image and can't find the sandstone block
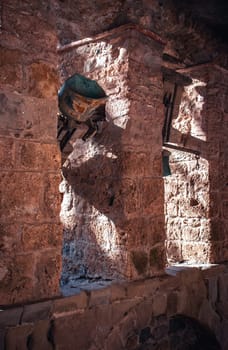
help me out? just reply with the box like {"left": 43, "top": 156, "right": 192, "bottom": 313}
{"left": 53, "top": 310, "right": 96, "bottom": 350}
{"left": 22, "top": 301, "right": 53, "bottom": 324}
{"left": 0, "top": 138, "right": 14, "bottom": 169}
{"left": 111, "top": 299, "right": 140, "bottom": 326}
{"left": 53, "top": 291, "right": 88, "bottom": 314}
{"left": 89, "top": 287, "right": 111, "bottom": 307}
{"left": 130, "top": 251, "right": 148, "bottom": 276}
{"left": 28, "top": 320, "right": 53, "bottom": 350}
{"left": 5, "top": 324, "right": 34, "bottom": 350}
{"left": 19, "top": 97, "right": 58, "bottom": 141}
{"left": 0, "top": 253, "right": 35, "bottom": 306}
{"left": 34, "top": 250, "right": 61, "bottom": 300}
{"left": 0, "top": 308, "right": 23, "bottom": 328}
{"left": 27, "top": 62, "right": 58, "bottom": 99}
{"left": 104, "top": 327, "right": 124, "bottom": 350}
{"left": 22, "top": 223, "right": 62, "bottom": 251}
{"left": 152, "top": 293, "right": 167, "bottom": 317}
{"left": 42, "top": 173, "right": 62, "bottom": 219}
{"left": 139, "top": 178, "right": 164, "bottom": 216}
{"left": 119, "top": 310, "right": 137, "bottom": 346}
{"left": 0, "top": 171, "right": 43, "bottom": 221}
{"left": 16, "top": 141, "right": 61, "bottom": 171}
{"left": 134, "top": 299, "right": 153, "bottom": 329}
{"left": 110, "top": 283, "right": 127, "bottom": 302}
{"left": 0, "top": 63, "right": 23, "bottom": 91}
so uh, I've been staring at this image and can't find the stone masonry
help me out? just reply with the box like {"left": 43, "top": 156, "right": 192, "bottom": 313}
{"left": 1, "top": 264, "right": 228, "bottom": 350}
{"left": 0, "top": 1, "right": 62, "bottom": 305}
{"left": 59, "top": 27, "right": 166, "bottom": 284}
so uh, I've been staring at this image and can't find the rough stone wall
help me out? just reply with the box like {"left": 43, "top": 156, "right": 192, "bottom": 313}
{"left": 59, "top": 29, "right": 166, "bottom": 284}
{"left": 0, "top": 1, "right": 62, "bottom": 305}
{"left": 1, "top": 265, "right": 228, "bottom": 350}
{"left": 164, "top": 65, "right": 228, "bottom": 264}
{"left": 207, "top": 67, "right": 228, "bottom": 263}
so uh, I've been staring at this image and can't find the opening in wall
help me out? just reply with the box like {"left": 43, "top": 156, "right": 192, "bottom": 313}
{"left": 162, "top": 68, "right": 210, "bottom": 265}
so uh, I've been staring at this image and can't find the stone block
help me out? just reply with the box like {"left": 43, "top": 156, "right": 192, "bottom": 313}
{"left": 0, "top": 92, "right": 24, "bottom": 135}
{"left": 28, "top": 320, "right": 53, "bottom": 350}
{"left": 111, "top": 300, "right": 140, "bottom": 326}
{"left": 167, "top": 292, "right": 178, "bottom": 316}
{"left": 205, "top": 276, "right": 218, "bottom": 305}
{"left": 22, "top": 223, "right": 62, "bottom": 251}
{"left": 149, "top": 244, "right": 166, "bottom": 271}
{"left": 27, "top": 62, "right": 58, "bottom": 99}
{"left": 0, "top": 308, "right": 23, "bottom": 328}
{"left": 126, "top": 280, "right": 147, "bottom": 299}
{"left": 165, "top": 240, "right": 182, "bottom": 263}
{"left": 89, "top": 287, "right": 111, "bottom": 307}
{"left": 0, "top": 171, "right": 43, "bottom": 221}
{"left": 34, "top": 250, "right": 61, "bottom": 300}
{"left": 152, "top": 293, "right": 167, "bottom": 317}
{"left": 53, "top": 292, "right": 88, "bottom": 314}
{"left": 0, "top": 63, "right": 23, "bottom": 91}
{"left": 181, "top": 242, "right": 210, "bottom": 263}
{"left": 119, "top": 310, "right": 137, "bottom": 346}
{"left": 134, "top": 299, "right": 153, "bottom": 329}
{"left": 139, "top": 178, "right": 164, "bottom": 216}
{"left": 0, "top": 253, "right": 35, "bottom": 306}
{"left": 198, "top": 299, "right": 221, "bottom": 335}
{"left": 53, "top": 310, "right": 96, "bottom": 350}
{"left": 92, "top": 305, "right": 113, "bottom": 348}
{"left": 22, "top": 301, "right": 53, "bottom": 324}
{"left": 5, "top": 324, "right": 34, "bottom": 350}
{"left": 0, "top": 138, "right": 14, "bottom": 169}
{"left": 110, "top": 283, "right": 127, "bottom": 302}
{"left": 0, "top": 223, "right": 23, "bottom": 256}
{"left": 130, "top": 251, "right": 148, "bottom": 276}
{"left": 42, "top": 173, "right": 62, "bottom": 219}
{"left": 20, "top": 97, "right": 58, "bottom": 141}
{"left": 218, "top": 273, "right": 228, "bottom": 302}
{"left": 104, "top": 327, "right": 124, "bottom": 350}
{"left": 16, "top": 141, "right": 61, "bottom": 171}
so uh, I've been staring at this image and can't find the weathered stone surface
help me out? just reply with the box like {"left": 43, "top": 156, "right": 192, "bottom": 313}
{"left": 0, "top": 253, "right": 35, "bottom": 305}
{"left": 16, "top": 141, "right": 61, "bottom": 171}
{"left": 0, "top": 172, "right": 43, "bottom": 221}
{"left": 53, "top": 292, "right": 88, "bottom": 314}
{"left": 0, "top": 138, "right": 14, "bottom": 169}
{"left": 22, "top": 223, "right": 62, "bottom": 251}
{"left": 42, "top": 173, "right": 62, "bottom": 219}
{"left": 27, "top": 62, "right": 58, "bottom": 99}
{"left": 28, "top": 320, "right": 53, "bottom": 350}
{"left": 22, "top": 301, "right": 53, "bottom": 324}
{"left": 0, "top": 308, "right": 23, "bottom": 328}
{"left": 5, "top": 324, "right": 34, "bottom": 350}
{"left": 34, "top": 250, "right": 61, "bottom": 300}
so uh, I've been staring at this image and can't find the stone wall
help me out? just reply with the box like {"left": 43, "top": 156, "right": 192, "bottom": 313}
{"left": 164, "top": 65, "right": 228, "bottom": 264}
{"left": 1, "top": 265, "right": 228, "bottom": 350}
{"left": 59, "top": 27, "right": 166, "bottom": 285}
{"left": 0, "top": 1, "right": 62, "bottom": 305}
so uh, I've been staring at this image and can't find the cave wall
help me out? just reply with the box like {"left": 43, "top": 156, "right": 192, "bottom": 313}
{"left": 0, "top": 1, "right": 62, "bottom": 305}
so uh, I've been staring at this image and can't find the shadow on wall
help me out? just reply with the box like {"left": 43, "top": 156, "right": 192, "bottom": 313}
{"left": 60, "top": 116, "right": 129, "bottom": 283}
